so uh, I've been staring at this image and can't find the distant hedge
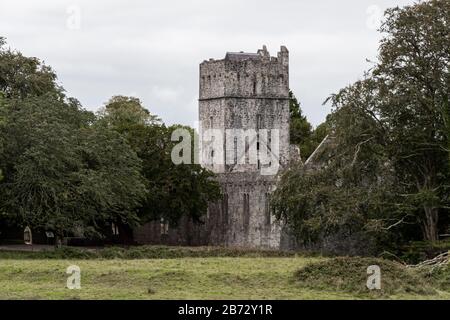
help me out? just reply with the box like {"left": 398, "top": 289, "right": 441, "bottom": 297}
{"left": 0, "top": 245, "right": 299, "bottom": 260}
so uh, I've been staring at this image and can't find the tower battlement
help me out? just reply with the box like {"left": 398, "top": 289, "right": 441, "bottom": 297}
{"left": 199, "top": 46, "right": 289, "bottom": 100}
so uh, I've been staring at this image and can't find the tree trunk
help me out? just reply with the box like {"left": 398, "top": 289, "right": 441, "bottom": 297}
{"left": 422, "top": 206, "right": 439, "bottom": 242}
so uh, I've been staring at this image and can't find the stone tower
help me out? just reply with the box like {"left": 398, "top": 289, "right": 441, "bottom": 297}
{"left": 199, "top": 46, "right": 290, "bottom": 248}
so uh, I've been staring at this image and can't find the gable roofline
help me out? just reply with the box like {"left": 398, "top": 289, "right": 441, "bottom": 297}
{"left": 304, "top": 134, "right": 330, "bottom": 166}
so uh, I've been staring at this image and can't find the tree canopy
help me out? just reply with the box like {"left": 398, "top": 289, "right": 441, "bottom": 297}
{"left": 0, "top": 37, "right": 62, "bottom": 99}
{"left": 289, "top": 90, "right": 329, "bottom": 161}
{"left": 272, "top": 0, "right": 450, "bottom": 253}
{"left": 0, "top": 95, "right": 147, "bottom": 239}
{"left": 98, "top": 95, "right": 221, "bottom": 226}
{"left": 0, "top": 38, "right": 220, "bottom": 241}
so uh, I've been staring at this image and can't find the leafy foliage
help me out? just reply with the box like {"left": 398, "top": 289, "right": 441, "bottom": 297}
{"left": 0, "top": 39, "right": 219, "bottom": 240}
{"left": 0, "top": 94, "right": 146, "bottom": 238}
{"left": 273, "top": 0, "right": 450, "bottom": 253}
{"left": 0, "top": 37, "right": 62, "bottom": 99}
{"left": 98, "top": 96, "right": 221, "bottom": 226}
{"left": 289, "top": 90, "right": 329, "bottom": 160}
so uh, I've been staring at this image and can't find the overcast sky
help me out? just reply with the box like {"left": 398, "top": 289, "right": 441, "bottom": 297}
{"left": 0, "top": 0, "right": 415, "bottom": 127}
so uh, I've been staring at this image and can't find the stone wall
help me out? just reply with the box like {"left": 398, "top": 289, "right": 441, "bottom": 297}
{"left": 133, "top": 216, "right": 210, "bottom": 246}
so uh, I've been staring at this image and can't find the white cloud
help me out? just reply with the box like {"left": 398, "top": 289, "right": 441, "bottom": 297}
{"left": 150, "top": 86, "right": 182, "bottom": 104}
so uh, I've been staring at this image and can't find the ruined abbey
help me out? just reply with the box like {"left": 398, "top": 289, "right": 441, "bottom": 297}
{"left": 134, "top": 46, "right": 297, "bottom": 249}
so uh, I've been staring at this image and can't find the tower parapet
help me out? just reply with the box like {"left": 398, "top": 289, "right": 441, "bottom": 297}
{"left": 199, "top": 46, "right": 289, "bottom": 100}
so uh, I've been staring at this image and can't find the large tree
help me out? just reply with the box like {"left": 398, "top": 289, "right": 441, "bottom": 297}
{"left": 0, "top": 40, "right": 147, "bottom": 239}
{"left": 272, "top": 0, "right": 450, "bottom": 251}
{"left": 0, "top": 94, "right": 147, "bottom": 239}
{"left": 0, "top": 37, "right": 62, "bottom": 99}
{"left": 374, "top": 0, "right": 450, "bottom": 241}
{"left": 98, "top": 96, "right": 221, "bottom": 226}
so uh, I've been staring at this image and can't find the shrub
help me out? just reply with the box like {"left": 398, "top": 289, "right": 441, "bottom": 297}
{"left": 0, "top": 245, "right": 297, "bottom": 260}
{"left": 295, "top": 257, "right": 436, "bottom": 297}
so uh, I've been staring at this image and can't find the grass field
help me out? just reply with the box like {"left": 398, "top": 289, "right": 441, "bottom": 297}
{"left": 0, "top": 250, "right": 448, "bottom": 300}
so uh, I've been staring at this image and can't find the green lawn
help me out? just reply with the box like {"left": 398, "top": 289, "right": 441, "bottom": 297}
{"left": 0, "top": 256, "right": 448, "bottom": 300}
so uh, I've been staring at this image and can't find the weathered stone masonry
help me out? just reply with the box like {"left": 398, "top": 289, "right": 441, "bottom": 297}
{"left": 199, "top": 46, "right": 291, "bottom": 248}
